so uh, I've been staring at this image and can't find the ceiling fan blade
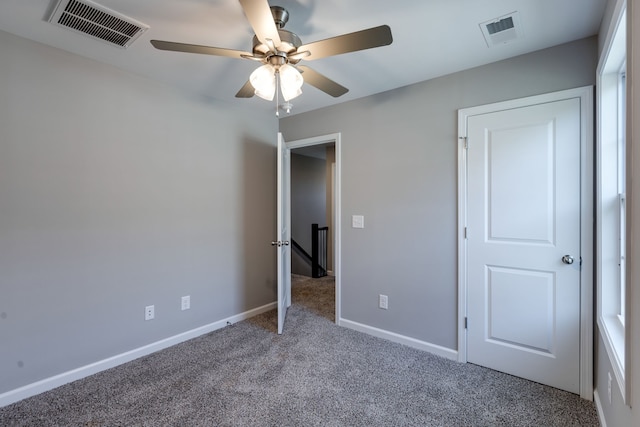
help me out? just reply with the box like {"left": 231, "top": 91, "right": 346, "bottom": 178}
{"left": 297, "top": 66, "right": 348, "bottom": 98}
{"left": 298, "top": 25, "right": 393, "bottom": 61}
{"left": 150, "top": 40, "right": 252, "bottom": 59}
{"left": 288, "top": 50, "right": 310, "bottom": 61}
{"left": 235, "top": 80, "right": 255, "bottom": 98}
{"left": 238, "top": 0, "right": 282, "bottom": 47}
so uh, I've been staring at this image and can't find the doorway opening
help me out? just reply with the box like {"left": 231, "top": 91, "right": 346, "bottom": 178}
{"left": 287, "top": 133, "right": 341, "bottom": 324}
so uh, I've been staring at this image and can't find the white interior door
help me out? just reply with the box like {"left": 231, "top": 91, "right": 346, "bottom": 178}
{"left": 465, "top": 97, "right": 582, "bottom": 394}
{"left": 275, "top": 132, "right": 292, "bottom": 335}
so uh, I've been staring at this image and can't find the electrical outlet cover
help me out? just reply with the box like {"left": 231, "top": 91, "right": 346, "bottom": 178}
{"left": 145, "top": 305, "right": 154, "bottom": 320}
{"left": 379, "top": 294, "right": 388, "bottom": 309}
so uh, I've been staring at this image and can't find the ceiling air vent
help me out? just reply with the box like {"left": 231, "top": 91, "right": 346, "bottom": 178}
{"left": 48, "top": 0, "right": 148, "bottom": 48}
{"left": 480, "top": 12, "right": 522, "bottom": 47}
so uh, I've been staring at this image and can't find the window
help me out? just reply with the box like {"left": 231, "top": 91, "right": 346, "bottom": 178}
{"left": 597, "top": 5, "right": 627, "bottom": 402}
{"left": 617, "top": 68, "right": 626, "bottom": 327}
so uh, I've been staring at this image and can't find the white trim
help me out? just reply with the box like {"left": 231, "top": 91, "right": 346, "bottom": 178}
{"left": 597, "top": 0, "right": 627, "bottom": 76}
{"left": 593, "top": 390, "right": 609, "bottom": 427}
{"left": 457, "top": 134, "right": 468, "bottom": 362}
{"left": 340, "top": 319, "right": 458, "bottom": 361}
{"left": 286, "top": 133, "right": 342, "bottom": 324}
{"left": 457, "top": 86, "right": 594, "bottom": 400}
{"left": 579, "top": 86, "right": 595, "bottom": 401}
{"left": 331, "top": 163, "right": 336, "bottom": 279}
{"left": 0, "top": 302, "right": 276, "bottom": 408}
{"left": 596, "top": 0, "right": 629, "bottom": 404}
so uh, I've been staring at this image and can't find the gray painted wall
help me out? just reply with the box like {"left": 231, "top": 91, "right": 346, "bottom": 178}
{"left": 280, "top": 36, "right": 598, "bottom": 350}
{"left": 0, "top": 30, "right": 278, "bottom": 394}
{"left": 290, "top": 153, "right": 326, "bottom": 276}
{"left": 291, "top": 246, "right": 311, "bottom": 277}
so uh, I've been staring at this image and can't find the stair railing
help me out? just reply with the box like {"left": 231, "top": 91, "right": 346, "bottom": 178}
{"left": 312, "top": 223, "right": 329, "bottom": 278}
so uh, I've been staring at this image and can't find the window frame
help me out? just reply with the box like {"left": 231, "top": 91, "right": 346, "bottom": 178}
{"left": 617, "top": 66, "right": 626, "bottom": 326}
{"left": 596, "top": 4, "right": 628, "bottom": 403}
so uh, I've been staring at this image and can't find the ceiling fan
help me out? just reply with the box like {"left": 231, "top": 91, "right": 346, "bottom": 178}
{"left": 150, "top": 0, "right": 393, "bottom": 105}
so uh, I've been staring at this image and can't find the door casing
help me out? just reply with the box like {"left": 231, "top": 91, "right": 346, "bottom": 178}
{"left": 457, "top": 86, "right": 594, "bottom": 400}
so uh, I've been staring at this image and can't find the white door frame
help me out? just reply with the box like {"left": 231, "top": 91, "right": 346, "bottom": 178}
{"left": 457, "top": 86, "right": 594, "bottom": 399}
{"left": 287, "top": 132, "right": 342, "bottom": 324}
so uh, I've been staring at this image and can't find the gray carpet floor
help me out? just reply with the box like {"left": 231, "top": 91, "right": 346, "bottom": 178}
{"left": 0, "top": 274, "right": 599, "bottom": 426}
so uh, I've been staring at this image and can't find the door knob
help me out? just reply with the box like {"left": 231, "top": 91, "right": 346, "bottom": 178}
{"left": 562, "top": 255, "right": 574, "bottom": 265}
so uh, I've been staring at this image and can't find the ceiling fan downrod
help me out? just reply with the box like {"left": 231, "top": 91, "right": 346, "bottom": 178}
{"left": 270, "top": 6, "right": 289, "bottom": 29}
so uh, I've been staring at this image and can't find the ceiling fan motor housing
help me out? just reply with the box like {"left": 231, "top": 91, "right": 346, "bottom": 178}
{"left": 250, "top": 7, "right": 303, "bottom": 66}
{"left": 252, "top": 29, "right": 302, "bottom": 64}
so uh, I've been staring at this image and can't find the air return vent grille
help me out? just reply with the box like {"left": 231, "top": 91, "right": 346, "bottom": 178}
{"left": 486, "top": 17, "right": 514, "bottom": 35}
{"left": 48, "top": 0, "right": 148, "bottom": 48}
{"left": 480, "top": 12, "right": 522, "bottom": 47}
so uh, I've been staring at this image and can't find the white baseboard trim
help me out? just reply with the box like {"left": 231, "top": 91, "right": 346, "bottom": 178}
{"left": 0, "top": 302, "right": 276, "bottom": 408}
{"left": 593, "top": 390, "right": 608, "bottom": 427}
{"left": 339, "top": 318, "right": 458, "bottom": 361}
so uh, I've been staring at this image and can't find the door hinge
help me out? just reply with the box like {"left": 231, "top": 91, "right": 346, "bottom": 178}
{"left": 459, "top": 136, "right": 468, "bottom": 149}
{"left": 464, "top": 227, "right": 468, "bottom": 239}
{"left": 464, "top": 317, "right": 468, "bottom": 329}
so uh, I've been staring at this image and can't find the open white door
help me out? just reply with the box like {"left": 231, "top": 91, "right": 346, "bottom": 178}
{"left": 273, "top": 132, "right": 292, "bottom": 334}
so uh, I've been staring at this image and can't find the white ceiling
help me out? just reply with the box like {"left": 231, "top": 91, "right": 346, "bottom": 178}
{"left": 0, "top": 0, "right": 607, "bottom": 115}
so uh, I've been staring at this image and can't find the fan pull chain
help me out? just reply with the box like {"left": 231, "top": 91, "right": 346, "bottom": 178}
{"left": 275, "top": 70, "right": 280, "bottom": 117}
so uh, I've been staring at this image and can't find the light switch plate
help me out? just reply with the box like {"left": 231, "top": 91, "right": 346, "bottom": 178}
{"left": 352, "top": 215, "right": 364, "bottom": 229}
{"left": 181, "top": 295, "right": 190, "bottom": 311}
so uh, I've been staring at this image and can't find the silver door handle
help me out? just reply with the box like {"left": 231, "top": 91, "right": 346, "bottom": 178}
{"left": 271, "top": 241, "right": 290, "bottom": 247}
{"left": 562, "top": 255, "right": 574, "bottom": 265}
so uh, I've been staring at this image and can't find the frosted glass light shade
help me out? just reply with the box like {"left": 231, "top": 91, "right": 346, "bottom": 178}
{"left": 279, "top": 64, "right": 303, "bottom": 101}
{"left": 250, "top": 64, "right": 276, "bottom": 100}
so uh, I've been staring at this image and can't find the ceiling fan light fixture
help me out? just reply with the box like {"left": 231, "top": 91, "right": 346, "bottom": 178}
{"left": 279, "top": 64, "right": 303, "bottom": 101}
{"left": 250, "top": 64, "right": 276, "bottom": 100}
